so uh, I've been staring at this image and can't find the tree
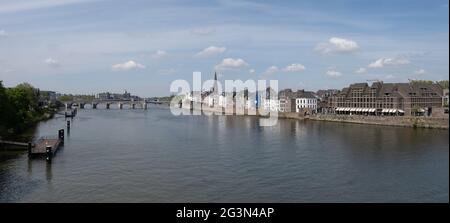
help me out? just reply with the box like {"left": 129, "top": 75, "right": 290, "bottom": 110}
{"left": 1, "top": 82, "right": 44, "bottom": 135}
{"left": 0, "top": 81, "right": 13, "bottom": 134}
{"left": 437, "top": 80, "right": 449, "bottom": 89}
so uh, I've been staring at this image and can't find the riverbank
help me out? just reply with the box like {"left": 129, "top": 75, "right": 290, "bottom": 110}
{"left": 179, "top": 103, "right": 449, "bottom": 129}
{"left": 308, "top": 114, "right": 449, "bottom": 129}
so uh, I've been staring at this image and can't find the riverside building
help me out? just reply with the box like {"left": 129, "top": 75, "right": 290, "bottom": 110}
{"left": 330, "top": 81, "right": 445, "bottom": 116}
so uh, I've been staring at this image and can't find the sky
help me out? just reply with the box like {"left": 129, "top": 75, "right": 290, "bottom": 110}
{"left": 0, "top": 0, "right": 449, "bottom": 97}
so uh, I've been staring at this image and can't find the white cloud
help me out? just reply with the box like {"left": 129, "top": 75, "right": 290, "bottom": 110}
{"left": 368, "top": 57, "right": 410, "bottom": 68}
{"left": 196, "top": 46, "right": 226, "bottom": 57}
{"left": 282, "top": 63, "right": 306, "bottom": 72}
{"left": 315, "top": 37, "right": 359, "bottom": 54}
{"left": 355, "top": 67, "right": 367, "bottom": 74}
{"left": 0, "top": 30, "right": 7, "bottom": 37}
{"left": 264, "top": 66, "right": 279, "bottom": 75}
{"left": 44, "top": 57, "right": 60, "bottom": 67}
{"left": 249, "top": 69, "right": 255, "bottom": 74}
{"left": 414, "top": 69, "right": 426, "bottom": 75}
{"left": 214, "top": 58, "right": 248, "bottom": 70}
{"left": 326, "top": 70, "right": 342, "bottom": 77}
{"left": 152, "top": 50, "right": 168, "bottom": 59}
{"left": 112, "top": 60, "right": 145, "bottom": 71}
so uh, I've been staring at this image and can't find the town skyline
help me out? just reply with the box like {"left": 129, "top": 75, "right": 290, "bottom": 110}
{"left": 2, "top": 77, "right": 448, "bottom": 99}
{"left": 0, "top": 0, "right": 449, "bottom": 96}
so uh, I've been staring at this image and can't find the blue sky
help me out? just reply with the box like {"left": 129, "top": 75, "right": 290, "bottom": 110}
{"left": 0, "top": 0, "right": 448, "bottom": 96}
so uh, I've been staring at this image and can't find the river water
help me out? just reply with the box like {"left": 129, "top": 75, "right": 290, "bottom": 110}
{"left": 0, "top": 105, "right": 448, "bottom": 202}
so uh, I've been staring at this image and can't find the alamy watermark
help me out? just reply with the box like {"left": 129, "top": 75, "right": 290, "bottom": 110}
{"left": 169, "top": 72, "right": 279, "bottom": 126}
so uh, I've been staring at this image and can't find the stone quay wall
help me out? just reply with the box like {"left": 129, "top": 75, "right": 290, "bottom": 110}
{"left": 308, "top": 114, "right": 449, "bottom": 129}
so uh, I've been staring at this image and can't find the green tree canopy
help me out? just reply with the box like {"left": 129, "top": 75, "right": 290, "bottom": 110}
{"left": 0, "top": 82, "right": 48, "bottom": 136}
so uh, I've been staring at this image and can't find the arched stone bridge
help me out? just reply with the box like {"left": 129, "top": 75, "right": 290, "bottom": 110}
{"left": 63, "top": 99, "right": 162, "bottom": 110}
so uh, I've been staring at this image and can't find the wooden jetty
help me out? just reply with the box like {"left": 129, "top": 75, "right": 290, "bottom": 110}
{"left": 1, "top": 129, "right": 65, "bottom": 161}
{"left": 29, "top": 129, "right": 65, "bottom": 161}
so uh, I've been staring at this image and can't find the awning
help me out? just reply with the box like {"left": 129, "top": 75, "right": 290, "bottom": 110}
{"left": 350, "top": 108, "right": 356, "bottom": 112}
{"left": 370, "top": 108, "right": 376, "bottom": 112}
{"left": 398, "top": 109, "right": 405, "bottom": 113}
{"left": 356, "top": 108, "right": 361, "bottom": 112}
{"left": 418, "top": 108, "right": 425, "bottom": 112}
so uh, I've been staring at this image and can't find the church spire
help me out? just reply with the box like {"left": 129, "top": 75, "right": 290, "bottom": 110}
{"left": 212, "top": 71, "right": 218, "bottom": 93}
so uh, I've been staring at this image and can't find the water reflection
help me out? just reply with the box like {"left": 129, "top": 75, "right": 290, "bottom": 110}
{"left": 46, "top": 162, "right": 53, "bottom": 182}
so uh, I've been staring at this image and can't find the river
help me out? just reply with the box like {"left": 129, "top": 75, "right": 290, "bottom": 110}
{"left": 0, "top": 105, "right": 448, "bottom": 202}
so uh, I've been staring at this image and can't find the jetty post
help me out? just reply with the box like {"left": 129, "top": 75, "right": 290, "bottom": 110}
{"left": 59, "top": 129, "right": 65, "bottom": 143}
{"left": 45, "top": 146, "right": 52, "bottom": 162}
{"left": 27, "top": 142, "right": 32, "bottom": 157}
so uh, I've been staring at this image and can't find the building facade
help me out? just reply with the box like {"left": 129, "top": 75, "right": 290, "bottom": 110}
{"left": 296, "top": 97, "right": 317, "bottom": 112}
{"left": 279, "top": 89, "right": 318, "bottom": 114}
{"left": 330, "top": 82, "right": 444, "bottom": 116}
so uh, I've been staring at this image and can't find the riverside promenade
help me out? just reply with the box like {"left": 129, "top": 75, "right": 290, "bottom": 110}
{"left": 177, "top": 102, "right": 449, "bottom": 129}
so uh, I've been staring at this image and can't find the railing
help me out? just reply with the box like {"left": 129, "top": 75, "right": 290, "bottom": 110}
{"left": 37, "top": 135, "right": 58, "bottom": 140}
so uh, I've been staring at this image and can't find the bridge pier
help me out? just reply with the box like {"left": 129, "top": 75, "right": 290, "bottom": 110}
{"left": 106, "top": 103, "right": 110, "bottom": 109}
{"left": 131, "top": 104, "right": 135, "bottom": 109}
{"left": 119, "top": 103, "right": 123, "bottom": 109}
{"left": 80, "top": 103, "right": 85, "bottom": 109}
{"left": 143, "top": 103, "right": 147, "bottom": 110}
{"left": 65, "top": 103, "right": 72, "bottom": 110}
{"left": 92, "top": 103, "right": 97, "bottom": 109}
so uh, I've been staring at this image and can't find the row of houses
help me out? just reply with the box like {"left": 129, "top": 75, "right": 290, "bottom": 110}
{"left": 184, "top": 73, "right": 449, "bottom": 117}
{"left": 96, "top": 90, "right": 140, "bottom": 101}
{"left": 184, "top": 73, "right": 322, "bottom": 115}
